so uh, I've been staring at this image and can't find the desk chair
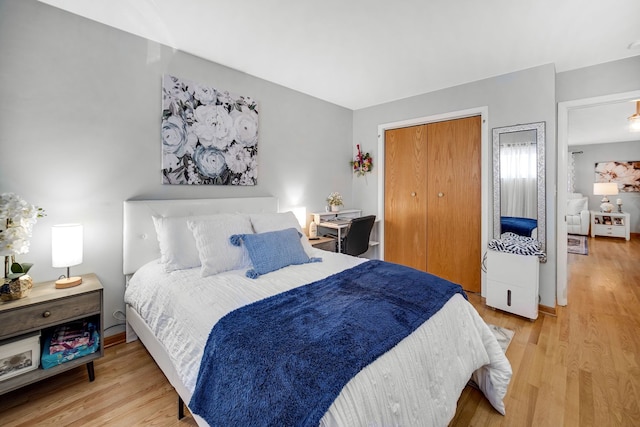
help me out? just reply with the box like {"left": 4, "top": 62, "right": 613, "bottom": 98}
{"left": 342, "top": 215, "right": 376, "bottom": 256}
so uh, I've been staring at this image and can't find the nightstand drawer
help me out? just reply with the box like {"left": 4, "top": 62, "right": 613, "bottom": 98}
{"left": 0, "top": 291, "right": 101, "bottom": 339}
{"left": 594, "top": 225, "right": 625, "bottom": 237}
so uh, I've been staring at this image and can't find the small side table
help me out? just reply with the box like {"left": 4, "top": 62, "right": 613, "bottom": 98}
{"left": 0, "top": 273, "right": 104, "bottom": 395}
{"left": 590, "top": 211, "right": 630, "bottom": 240}
{"left": 309, "top": 236, "right": 337, "bottom": 252}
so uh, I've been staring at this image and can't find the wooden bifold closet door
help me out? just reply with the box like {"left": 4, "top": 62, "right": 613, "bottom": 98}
{"left": 384, "top": 116, "right": 481, "bottom": 293}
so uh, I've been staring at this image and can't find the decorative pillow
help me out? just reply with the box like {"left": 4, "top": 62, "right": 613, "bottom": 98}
{"left": 567, "top": 197, "right": 588, "bottom": 216}
{"left": 187, "top": 214, "right": 254, "bottom": 277}
{"left": 249, "top": 212, "right": 315, "bottom": 256}
{"left": 230, "top": 228, "right": 322, "bottom": 278}
{"left": 152, "top": 215, "right": 203, "bottom": 272}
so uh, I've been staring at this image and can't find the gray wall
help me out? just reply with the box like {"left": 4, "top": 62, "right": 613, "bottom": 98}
{"left": 352, "top": 65, "right": 558, "bottom": 307}
{"left": 0, "top": 0, "right": 353, "bottom": 335}
{"left": 556, "top": 56, "right": 640, "bottom": 103}
{"left": 571, "top": 141, "right": 640, "bottom": 233}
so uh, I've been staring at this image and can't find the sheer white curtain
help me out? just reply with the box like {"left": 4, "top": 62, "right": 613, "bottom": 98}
{"left": 500, "top": 142, "right": 537, "bottom": 218}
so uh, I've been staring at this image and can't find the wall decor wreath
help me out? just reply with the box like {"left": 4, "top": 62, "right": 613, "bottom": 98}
{"left": 350, "top": 144, "right": 373, "bottom": 177}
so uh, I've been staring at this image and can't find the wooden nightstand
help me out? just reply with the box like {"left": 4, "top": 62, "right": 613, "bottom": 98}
{"left": 0, "top": 273, "right": 104, "bottom": 395}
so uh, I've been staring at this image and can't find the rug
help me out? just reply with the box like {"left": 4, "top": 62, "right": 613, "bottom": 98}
{"left": 468, "top": 324, "right": 514, "bottom": 389}
{"left": 486, "top": 324, "right": 515, "bottom": 353}
{"left": 567, "top": 234, "right": 588, "bottom": 255}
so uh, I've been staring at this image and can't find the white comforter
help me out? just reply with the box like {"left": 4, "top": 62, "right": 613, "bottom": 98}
{"left": 125, "top": 249, "right": 511, "bottom": 426}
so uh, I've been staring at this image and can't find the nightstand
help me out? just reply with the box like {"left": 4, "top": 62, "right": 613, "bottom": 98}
{"left": 590, "top": 211, "right": 630, "bottom": 240}
{"left": 0, "top": 273, "right": 104, "bottom": 395}
{"left": 309, "top": 236, "right": 337, "bottom": 252}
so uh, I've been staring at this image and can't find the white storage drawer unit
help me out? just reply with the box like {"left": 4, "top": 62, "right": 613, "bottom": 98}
{"left": 486, "top": 250, "right": 539, "bottom": 320}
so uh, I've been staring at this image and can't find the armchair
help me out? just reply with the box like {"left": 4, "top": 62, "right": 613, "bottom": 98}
{"left": 567, "top": 193, "right": 590, "bottom": 235}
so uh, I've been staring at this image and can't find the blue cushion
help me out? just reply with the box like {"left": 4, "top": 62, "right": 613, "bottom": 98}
{"left": 230, "top": 228, "right": 321, "bottom": 278}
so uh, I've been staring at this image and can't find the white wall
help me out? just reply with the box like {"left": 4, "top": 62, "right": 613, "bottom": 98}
{"left": 571, "top": 141, "right": 640, "bottom": 233}
{"left": 352, "top": 65, "right": 558, "bottom": 307}
{"left": 0, "top": 0, "right": 353, "bottom": 335}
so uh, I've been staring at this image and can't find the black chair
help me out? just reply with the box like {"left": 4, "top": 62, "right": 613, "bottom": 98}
{"left": 342, "top": 215, "right": 376, "bottom": 256}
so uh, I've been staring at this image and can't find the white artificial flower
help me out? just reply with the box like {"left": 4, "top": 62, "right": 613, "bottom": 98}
{"left": 0, "top": 193, "right": 44, "bottom": 256}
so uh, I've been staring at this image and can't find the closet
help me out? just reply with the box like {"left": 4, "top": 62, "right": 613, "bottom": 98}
{"left": 384, "top": 116, "right": 481, "bottom": 292}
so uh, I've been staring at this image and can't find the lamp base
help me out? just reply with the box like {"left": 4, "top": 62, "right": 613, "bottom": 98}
{"left": 600, "top": 202, "right": 614, "bottom": 213}
{"left": 55, "top": 276, "right": 83, "bottom": 289}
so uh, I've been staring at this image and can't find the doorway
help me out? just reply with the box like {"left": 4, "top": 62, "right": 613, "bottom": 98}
{"left": 556, "top": 89, "right": 640, "bottom": 305}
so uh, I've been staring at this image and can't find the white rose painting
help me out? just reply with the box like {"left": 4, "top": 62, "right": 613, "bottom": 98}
{"left": 595, "top": 161, "right": 640, "bottom": 192}
{"left": 161, "top": 74, "right": 258, "bottom": 185}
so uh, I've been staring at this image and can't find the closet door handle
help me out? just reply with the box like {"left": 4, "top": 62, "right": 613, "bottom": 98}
{"left": 410, "top": 192, "right": 416, "bottom": 197}
{"left": 438, "top": 192, "right": 444, "bottom": 198}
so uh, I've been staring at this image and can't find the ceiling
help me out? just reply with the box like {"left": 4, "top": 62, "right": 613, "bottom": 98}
{"left": 568, "top": 100, "right": 640, "bottom": 146}
{"left": 39, "top": 0, "right": 640, "bottom": 111}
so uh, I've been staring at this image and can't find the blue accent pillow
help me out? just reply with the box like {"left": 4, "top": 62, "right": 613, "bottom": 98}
{"left": 230, "top": 228, "right": 321, "bottom": 278}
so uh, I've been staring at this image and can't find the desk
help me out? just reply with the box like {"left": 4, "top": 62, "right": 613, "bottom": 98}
{"left": 312, "top": 209, "right": 362, "bottom": 253}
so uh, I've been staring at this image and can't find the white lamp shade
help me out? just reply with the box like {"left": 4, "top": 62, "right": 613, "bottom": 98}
{"left": 52, "top": 224, "right": 83, "bottom": 268}
{"left": 593, "top": 182, "right": 619, "bottom": 196}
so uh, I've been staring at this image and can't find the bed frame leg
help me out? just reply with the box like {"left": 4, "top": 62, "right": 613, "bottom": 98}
{"left": 178, "top": 396, "right": 185, "bottom": 420}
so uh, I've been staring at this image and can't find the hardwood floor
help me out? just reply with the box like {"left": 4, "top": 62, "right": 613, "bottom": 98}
{"left": 451, "top": 234, "right": 640, "bottom": 427}
{"left": 1, "top": 235, "right": 638, "bottom": 426}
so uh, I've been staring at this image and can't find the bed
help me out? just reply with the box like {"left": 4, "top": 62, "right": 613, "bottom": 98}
{"left": 123, "top": 197, "right": 511, "bottom": 426}
{"left": 500, "top": 216, "right": 538, "bottom": 239}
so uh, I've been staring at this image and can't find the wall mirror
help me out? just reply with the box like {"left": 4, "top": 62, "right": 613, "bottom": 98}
{"left": 492, "top": 121, "right": 546, "bottom": 257}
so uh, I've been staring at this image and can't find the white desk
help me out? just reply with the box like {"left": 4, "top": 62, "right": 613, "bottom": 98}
{"left": 312, "top": 209, "right": 362, "bottom": 253}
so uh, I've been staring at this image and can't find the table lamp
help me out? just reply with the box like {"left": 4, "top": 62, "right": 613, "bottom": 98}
{"left": 51, "top": 224, "right": 83, "bottom": 289}
{"left": 593, "top": 182, "right": 618, "bottom": 213}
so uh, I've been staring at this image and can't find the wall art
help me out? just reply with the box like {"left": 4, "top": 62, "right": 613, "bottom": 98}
{"left": 594, "top": 161, "right": 640, "bottom": 192}
{"left": 161, "top": 74, "right": 258, "bottom": 185}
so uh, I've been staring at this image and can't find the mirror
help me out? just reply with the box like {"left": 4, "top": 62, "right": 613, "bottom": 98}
{"left": 492, "top": 121, "right": 546, "bottom": 256}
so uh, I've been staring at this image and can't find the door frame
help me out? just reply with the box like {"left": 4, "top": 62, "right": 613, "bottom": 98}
{"left": 377, "top": 106, "right": 490, "bottom": 295}
{"left": 556, "top": 89, "right": 640, "bottom": 306}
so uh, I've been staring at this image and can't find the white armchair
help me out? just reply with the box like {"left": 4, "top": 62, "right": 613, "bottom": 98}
{"left": 567, "top": 193, "right": 590, "bottom": 235}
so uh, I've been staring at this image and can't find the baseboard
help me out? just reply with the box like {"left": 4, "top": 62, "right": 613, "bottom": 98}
{"left": 539, "top": 304, "right": 556, "bottom": 316}
{"left": 104, "top": 332, "right": 126, "bottom": 348}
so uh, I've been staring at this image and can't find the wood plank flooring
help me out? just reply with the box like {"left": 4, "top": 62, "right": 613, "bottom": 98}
{"left": 1, "top": 235, "right": 638, "bottom": 426}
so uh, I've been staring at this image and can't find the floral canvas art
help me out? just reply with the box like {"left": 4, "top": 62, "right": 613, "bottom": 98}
{"left": 595, "top": 161, "right": 640, "bottom": 192}
{"left": 162, "top": 74, "right": 258, "bottom": 185}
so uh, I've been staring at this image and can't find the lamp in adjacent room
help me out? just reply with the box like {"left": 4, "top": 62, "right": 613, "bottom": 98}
{"left": 593, "top": 182, "right": 619, "bottom": 213}
{"left": 629, "top": 100, "right": 640, "bottom": 132}
{"left": 51, "top": 224, "right": 83, "bottom": 289}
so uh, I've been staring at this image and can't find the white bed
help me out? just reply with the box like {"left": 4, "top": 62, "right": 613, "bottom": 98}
{"left": 123, "top": 197, "right": 512, "bottom": 426}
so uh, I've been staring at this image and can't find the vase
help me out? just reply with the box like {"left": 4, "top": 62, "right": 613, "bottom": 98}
{"left": 331, "top": 205, "right": 339, "bottom": 212}
{"left": 1, "top": 274, "right": 33, "bottom": 301}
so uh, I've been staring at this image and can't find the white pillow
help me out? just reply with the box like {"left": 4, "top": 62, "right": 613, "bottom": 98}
{"left": 249, "top": 211, "right": 314, "bottom": 256}
{"left": 152, "top": 215, "right": 203, "bottom": 272}
{"left": 188, "top": 214, "right": 254, "bottom": 277}
{"left": 567, "top": 197, "right": 587, "bottom": 215}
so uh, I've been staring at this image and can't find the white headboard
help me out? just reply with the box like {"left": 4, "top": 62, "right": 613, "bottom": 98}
{"left": 123, "top": 197, "right": 278, "bottom": 275}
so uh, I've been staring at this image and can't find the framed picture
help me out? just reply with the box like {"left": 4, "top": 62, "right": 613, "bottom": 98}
{"left": 161, "top": 74, "right": 259, "bottom": 186}
{"left": 613, "top": 217, "right": 623, "bottom": 226}
{"left": 595, "top": 161, "right": 640, "bottom": 192}
{"left": 603, "top": 216, "right": 612, "bottom": 225}
{"left": 594, "top": 217, "right": 601, "bottom": 224}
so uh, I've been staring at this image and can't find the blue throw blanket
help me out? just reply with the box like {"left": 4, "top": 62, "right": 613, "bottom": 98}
{"left": 189, "top": 260, "right": 466, "bottom": 427}
{"left": 500, "top": 216, "right": 537, "bottom": 237}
